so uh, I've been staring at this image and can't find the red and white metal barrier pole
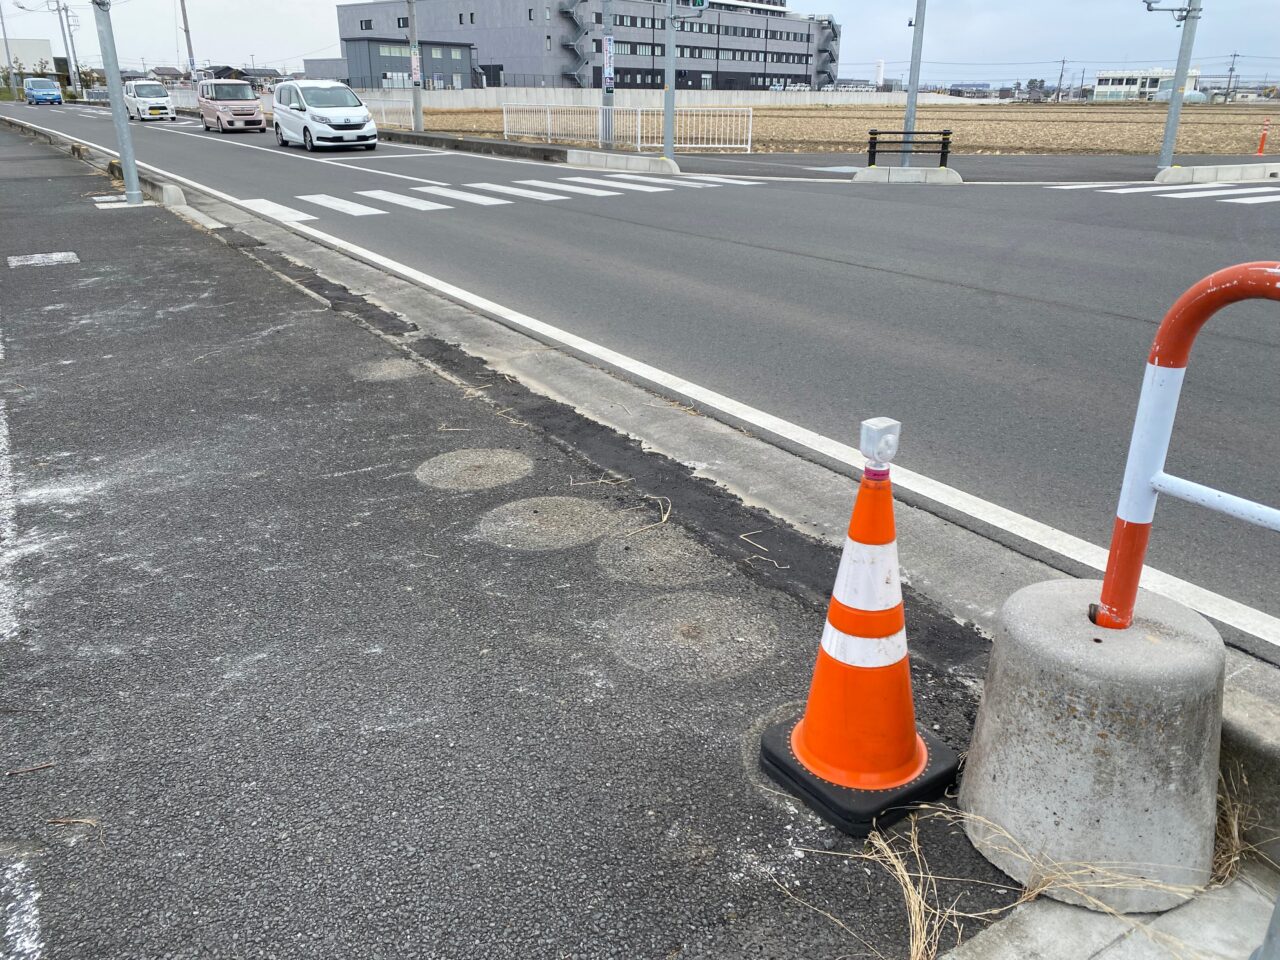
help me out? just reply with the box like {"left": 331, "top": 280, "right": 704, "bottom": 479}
{"left": 1259, "top": 117, "right": 1271, "bottom": 156}
{"left": 1093, "top": 261, "right": 1280, "bottom": 630}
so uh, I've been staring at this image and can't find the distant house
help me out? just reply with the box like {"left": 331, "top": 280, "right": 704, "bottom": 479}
{"left": 148, "top": 66, "right": 185, "bottom": 84}
{"left": 205, "top": 65, "right": 282, "bottom": 89}
{"left": 119, "top": 70, "right": 146, "bottom": 82}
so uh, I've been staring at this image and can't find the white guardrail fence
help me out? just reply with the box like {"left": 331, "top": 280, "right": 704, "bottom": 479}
{"left": 502, "top": 103, "right": 752, "bottom": 153}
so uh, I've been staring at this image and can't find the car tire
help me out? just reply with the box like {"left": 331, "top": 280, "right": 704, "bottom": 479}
{"left": 217, "top": 117, "right": 224, "bottom": 134}
{"left": 275, "top": 124, "right": 287, "bottom": 147}
{"left": 303, "top": 128, "right": 315, "bottom": 152}
{"left": 364, "top": 143, "right": 377, "bottom": 151}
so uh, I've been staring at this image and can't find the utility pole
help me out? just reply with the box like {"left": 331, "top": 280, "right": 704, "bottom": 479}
{"left": 1141, "top": 0, "right": 1202, "bottom": 170}
{"left": 1055, "top": 57, "right": 1066, "bottom": 102}
{"left": 0, "top": 0, "right": 17, "bottom": 96}
{"left": 601, "top": 0, "right": 614, "bottom": 144}
{"left": 406, "top": 0, "right": 423, "bottom": 131}
{"left": 901, "top": 0, "right": 927, "bottom": 167}
{"left": 51, "top": 1, "right": 75, "bottom": 91}
{"left": 663, "top": 0, "right": 675, "bottom": 159}
{"left": 1226, "top": 50, "right": 1238, "bottom": 101}
{"left": 63, "top": 4, "right": 83, "bottom": 93}
{"left": 90, "top": 0, "right": 143, "bottom": 205}
{"left": 177, "top": 0, "right": 196, "bottom": 78}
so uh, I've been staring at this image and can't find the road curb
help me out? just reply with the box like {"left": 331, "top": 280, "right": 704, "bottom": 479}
{"left": 1155, "top": 162, "right": 1280, "bottom": 184}
{"left": 852, "top": 166, "right": 963, "bottom": 184}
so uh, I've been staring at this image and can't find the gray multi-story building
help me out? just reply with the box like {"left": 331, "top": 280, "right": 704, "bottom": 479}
{"left": 330, "top": 0, "right": 839, "bottom": 90}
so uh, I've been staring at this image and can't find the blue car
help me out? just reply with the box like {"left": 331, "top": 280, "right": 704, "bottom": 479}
{"left": 23, "top": 78, "right": 63, "bottom": 105}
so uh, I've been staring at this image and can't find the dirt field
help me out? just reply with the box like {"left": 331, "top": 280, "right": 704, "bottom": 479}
{"left": 421, "top": 102, "right": 1278, "bottom": 155}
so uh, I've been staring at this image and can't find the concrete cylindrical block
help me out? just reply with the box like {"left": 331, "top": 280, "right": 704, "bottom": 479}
{"left": 959, "top": 579, "right": 1225, "bottom": 914}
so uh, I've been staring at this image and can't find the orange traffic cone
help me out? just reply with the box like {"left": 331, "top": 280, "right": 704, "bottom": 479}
{"left": 761, "top": 418, "right": 958, "bottom": 835}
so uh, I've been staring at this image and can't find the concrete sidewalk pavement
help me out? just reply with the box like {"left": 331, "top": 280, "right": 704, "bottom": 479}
{"left": 0, "top": 124, "right": 1015, "bottom": 958}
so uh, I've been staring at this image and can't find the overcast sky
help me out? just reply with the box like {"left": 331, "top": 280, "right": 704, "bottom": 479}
{"left": 5, "top": 0, "right": 1278, "bottom": 83}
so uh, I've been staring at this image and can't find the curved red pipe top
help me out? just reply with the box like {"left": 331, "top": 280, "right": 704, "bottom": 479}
{"left": 1149, "top": 261, "right": 1280, "bottom": 368}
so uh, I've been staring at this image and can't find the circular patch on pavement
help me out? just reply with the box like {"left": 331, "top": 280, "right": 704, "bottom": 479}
{"left": 472, "top": 495, "right": 621, "bottom": 551}
{"left": 351, "top": 358, "right": 423, "bottom": 382}
{"left": 595, "top": 525, "right": 732, "bottom": 588}
{"left": 415, "top": 449, "right": 534, "bottom": 491}
{"left": 602, "top": 591, "right": 781, "bottom": 680}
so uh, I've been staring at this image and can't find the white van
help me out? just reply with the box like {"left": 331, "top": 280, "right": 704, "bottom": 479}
{"left": 123, "top": 80, "right": 177, "bottom": 121}
{"left": 273, "top": 80, "right": 377, "bottom": 151}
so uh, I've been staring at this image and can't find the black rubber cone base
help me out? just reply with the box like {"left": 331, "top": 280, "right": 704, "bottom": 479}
{"left": 760, "top": 718, "right": 960, "bottom": 837}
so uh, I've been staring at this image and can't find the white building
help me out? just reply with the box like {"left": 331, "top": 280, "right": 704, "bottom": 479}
{"left": 2, "top": 38, "right": 56, "bottom": 76}
{"left": 1093, "top": 67, "right": 1200, "bottom": 102}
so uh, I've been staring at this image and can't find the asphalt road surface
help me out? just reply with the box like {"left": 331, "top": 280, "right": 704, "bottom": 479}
{"left": 6, "top": 102, "right": 1278, "bottom": 649}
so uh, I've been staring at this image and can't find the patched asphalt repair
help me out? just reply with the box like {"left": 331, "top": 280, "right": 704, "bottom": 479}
{"left": 0, "top": 127, "right": 1016, "bottom": 958}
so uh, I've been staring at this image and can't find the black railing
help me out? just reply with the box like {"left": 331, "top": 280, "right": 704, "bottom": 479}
{"left": 867, "top": 129, "right": 952, "bottom": 168}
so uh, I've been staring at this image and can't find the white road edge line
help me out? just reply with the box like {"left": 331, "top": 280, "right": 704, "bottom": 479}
{"left": 1, "top": 859, "right": 43, "bottom": 960}
{"left": 15, "top": 113, "right": 1279, "bottom": 648}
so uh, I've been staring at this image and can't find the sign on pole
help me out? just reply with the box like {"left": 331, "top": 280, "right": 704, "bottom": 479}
{"left": 410, "top": 52, "right": 422, "bottom": 86}
{"left": 603, "top": 35, "right": 615, "bottom": 94}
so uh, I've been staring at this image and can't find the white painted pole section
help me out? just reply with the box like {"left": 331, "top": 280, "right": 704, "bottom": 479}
{"left": 820, "top": 624, "right": 909, "bottom": 668}
{"left": 830, "top": 539, "right": 903, "bottom": 612}
{"left": 1115, "top": 364, "right": 1186, "bottom": 524}
{"left": 1152, "top": 473, "right": 1280, "bottom": 531}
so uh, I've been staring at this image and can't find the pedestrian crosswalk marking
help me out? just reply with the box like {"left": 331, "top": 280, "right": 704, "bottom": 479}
{"left": 1155, "top": 186, "right": 1280, "bottom": 199}
{"left": 241, "top": 199, "right": 317, "bottom": 222}
{"left": 1100, "top": 183, "right": 1231, "bottom": 194}
{"left": 516, "top": 179, "right": 622, "bottom": 197}
{"left": 606, "top": 174, "right": 712, "bottom": 188}
{"left": 563, "top": 176, "right": 671, "bottom": 193}
{"left": 682, "top": 174, "right": 761, "bottom": 185}
{"left": 411, "top": 186, "right": 512, "bottom": 206}
{"left": 356, "top": 190, "right": 452, "bottom": 211}
{"left": 464, "top": 182, "right": 568, "bottom": 201}
{"left": 296, "top": 194, "right": 387, "bottom": 216}
{"left": 1046, "top": 182, "right": 1132, "bottom": 190}
{"left": 1221, "top": 193, "right": 1280, "bottom": 205}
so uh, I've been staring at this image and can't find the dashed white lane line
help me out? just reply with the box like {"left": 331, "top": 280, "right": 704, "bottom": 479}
{"left": 295, "top": 194, "right": 387, "bottom": 216}
{"left": 355, "top": 189, "right": 452, "bottom": 211}
{"left": 7, "top": 110, "right": 1278, "bottom": 648}
{"left": 464, "top": 182, "right": 569, "bottom": 201}
{"left": 563, "top": 176, "right": 671, "bottom": 193}
{"left": 516, "top": 179, "right": 621, "bottom": 197}
{"left": 240, "top": 199, "right": 317, "bottom": 222}
{"left": 411, "top": 186, "right": 512, "bottom": 206}
{"left": 7, "top": 252, "right": 79, "bottom": 268}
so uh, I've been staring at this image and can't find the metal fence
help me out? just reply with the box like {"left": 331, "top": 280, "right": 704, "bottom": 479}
{"left": 502, "top": 103, "right": 752, "bottom": 152}
{"left": 362, "top": 97, "right": 415, "bottom": 129}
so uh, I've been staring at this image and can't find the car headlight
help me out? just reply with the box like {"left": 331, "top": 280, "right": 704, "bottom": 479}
{"left": 311, "top": 113, "right": 333, "bottom": 125}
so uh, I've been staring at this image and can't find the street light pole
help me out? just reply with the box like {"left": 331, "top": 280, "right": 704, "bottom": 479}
{"left": 406, "top": 0, "right": 423, "bottom": 132}
{"left": 177, "top": 0, "right": 196, "bottom": 78}
{"left": 1145, "top": 0, "right": 1202, "bottom": 170}
{"left": 90, "top": 0, "right": 142, "bottom": 205}
{"left": 901, "top": 0, "right": 927, "bottom": 167}
{"left": 601, "top": 0, "right": 613, "bottom": 144}
{"left": 0, "top": 0, "right": 17, "bottom": 96}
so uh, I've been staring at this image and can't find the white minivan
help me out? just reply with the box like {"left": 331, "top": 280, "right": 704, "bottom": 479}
{"left": 273, "top": 80, "right": 377, "bottom": 152}
{"left": 123, "top": 80, "right": 177, "bottom": 121}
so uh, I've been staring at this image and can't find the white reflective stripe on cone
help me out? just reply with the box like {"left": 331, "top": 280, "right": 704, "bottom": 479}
{"left": 1115, "top": 363, "right": 1186, "bottom": 525}
{"left": 830, "top": 538, "right": 902, "bottom": 613}
{"left": 820, "top": 622, "right": 909, "bottom": 669}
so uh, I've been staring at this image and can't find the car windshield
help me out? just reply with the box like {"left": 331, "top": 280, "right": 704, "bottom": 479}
{"left": 208, "top": 83, "right": 254, "bottom": 101}
{"left": 27, "top": 79, "right": 57, "bottom": 90}
{"left": 300, "top": 86, "right": 361, "bottom": 108}
{"left": 135, "top": 82, "right": 168, "bottom": 98}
